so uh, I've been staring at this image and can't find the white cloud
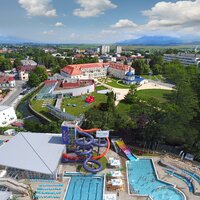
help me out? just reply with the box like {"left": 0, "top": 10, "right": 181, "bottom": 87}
{"left": 111, "top": 19, "right": 137, "bottom": 29}
{"left": 55, "top": 22, "right": 64, "bottom": 27}
{"left": 42, "top": 30, "right": 54, "bottom": 35}
{"left": 73, "top": 0, "right": 117, "bottom": 17}
{"left": 110, "top": 0, "right": 200, "bottom": 39}
{"left": 18, "top": 0, "right": 57, "bottom": 17}
{"left": 142, "top": 0, "right": 200, "bottom": 29}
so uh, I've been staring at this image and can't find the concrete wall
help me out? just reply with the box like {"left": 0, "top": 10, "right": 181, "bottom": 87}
{"left": 52, "top": 84, "right": 95, "bottom": 97}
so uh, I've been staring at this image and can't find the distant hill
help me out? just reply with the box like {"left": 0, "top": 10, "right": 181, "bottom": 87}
{"left": 117, "top": 36, "right": 185, "bottom": 46}
{"left": 0, "top": 36, "right": 32, "bottom": 44}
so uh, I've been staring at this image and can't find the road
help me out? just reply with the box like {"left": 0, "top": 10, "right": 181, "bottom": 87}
{"left": 0, "top": 80, "right": 26, "bottom": 107}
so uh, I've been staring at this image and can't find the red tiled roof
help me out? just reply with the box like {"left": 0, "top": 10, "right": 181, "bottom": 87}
{"left": 108, "top": 62, "right": 129, "bottom": 71}
{"left": 61, "top": 63, "right": 105, "bottom": 76}
{"left": 0, "top": 75, "right": 15, "bottom": 83}
{"left": 17, "top": 65, "right": 36, "bottom": 72}
{"left": 44, "top": 80, "right": 58, "bottom": 85}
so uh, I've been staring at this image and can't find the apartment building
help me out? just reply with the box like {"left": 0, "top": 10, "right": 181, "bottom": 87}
{"left": 164, "top": 53, "right": 200, "bottom": 66}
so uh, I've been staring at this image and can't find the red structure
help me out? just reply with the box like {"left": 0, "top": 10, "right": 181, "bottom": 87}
{"left": 85, "top": 96, "right": 95, "bottom": 103}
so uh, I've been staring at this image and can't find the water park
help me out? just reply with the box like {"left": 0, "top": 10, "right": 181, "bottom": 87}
{"left": 0, "top": 121, "right": 200, "bottom": 200}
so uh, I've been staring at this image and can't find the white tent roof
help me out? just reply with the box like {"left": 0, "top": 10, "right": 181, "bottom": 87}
{"left": 0, "top": 132, "right": 65, "bottom": 175}
{"left": 0, "top": 191, "right": 12, "bottom": 200}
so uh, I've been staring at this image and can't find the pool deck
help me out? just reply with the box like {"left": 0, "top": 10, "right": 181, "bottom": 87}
{"left": 14, "top": 148, "right": 200, "bottom": 200}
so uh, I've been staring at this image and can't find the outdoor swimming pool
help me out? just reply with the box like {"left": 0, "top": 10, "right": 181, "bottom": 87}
{"left": 127, "top": 159, "right": 185, "bottom": 200}
{"left": 165, "top": 170, "right": 194, "bottom": 193}
{"left": 64, "top": 173, "right": 104, "bottom": 200}
{"left": 0, "top": 140, "right": 4, "bottom": 146}
{"left": 181, "top": 169, "right": 200, "bottom": 184}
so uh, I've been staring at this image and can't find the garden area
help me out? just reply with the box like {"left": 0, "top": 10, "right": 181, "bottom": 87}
{"left": 30, "top": 98, "right": 56, "bottom": 120}
{"left": 141, "top": 74, "right": 166, "bottom": 81}
{"left": 98, "top": 77, "right": 131, "bottom": 89}
{"left": 61, "top": 92, "right": 107, "bottom": 116}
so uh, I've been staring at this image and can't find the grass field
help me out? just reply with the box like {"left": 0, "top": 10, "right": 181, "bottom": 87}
{"left": 136, "top": 89, "right": 172, "bottom": 103}
{"left": 62, "top": 92, "right": 107, "bottom": 116}
{"left": 100, "top": 77, "right": 131, "bottom": 89}
{"left": 30, "top": 99, "right": 56, "bottom": 120}
{"left": 141, "top": 75, "right": 165, "bottom": 81}
{"left": 117, "top": 89, "right": 172, "bottom": 113}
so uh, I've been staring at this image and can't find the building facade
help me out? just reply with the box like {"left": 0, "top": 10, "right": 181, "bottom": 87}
{"left": 61, "top": 63, "right": 107, "bottom": 79}
{"left": 0, "top": 106, "right": 17, "bottom": 127}
{"left": 101, "top": 45, "right": 110, "bottom": 54}
{"left": 164, "top": 53, "right": 200, "bottom": 66}
{"left": 17, "top": 66, "right": 36, "bottom": 81}
{"left": 0, "top": 76, "right": 16, "bottom": 89}
{"left": 116, "top": 46, "right": 122, "bottom": 54}
{"left": 108, "top": 62, "right": 135, "bottom": 79}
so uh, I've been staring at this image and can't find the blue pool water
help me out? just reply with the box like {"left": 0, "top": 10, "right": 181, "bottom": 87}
{"left": 64, "top": 173, "right": 104, "bottom": 200}
{"left": 181, "top": 169, "right": 200, "bottom": 184}
{"left": 0, "top": 140, "right": 4, "bottom": 146}
{"left": 127, "top": 159, "right": 185, "bottom": 200}
{"left": 165, "top": 170, "right": 194, "bottom": 193}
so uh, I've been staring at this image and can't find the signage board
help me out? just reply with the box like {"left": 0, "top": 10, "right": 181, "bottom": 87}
{"left": 96, "top": 131, "right": 109, "bottom": 138}
{"left": 62, "top": 125, "right": 69, "bottom": 144}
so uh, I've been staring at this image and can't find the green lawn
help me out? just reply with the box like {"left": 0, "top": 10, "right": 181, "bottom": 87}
{"left": 141, "top": 75, "right": 165, "bottom": 81}
{"left": 136, "top": 89, "right": 172, "bottom": 103}
{"left": 102, "top": 77, "right": 131, "bottom": 89}
{"left": 62, "top": 92, "right": 107, "bottom": 116}
{"left": 30, "top": 99, "right": 56, "bottom": 120}
{"left": 116, "top": 100, "right": 132, "bottom": 114}
{"left": 95, "top": 85, "right": 107, "bottom": 91}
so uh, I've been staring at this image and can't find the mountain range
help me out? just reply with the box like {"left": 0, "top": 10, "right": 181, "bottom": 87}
{"left": 1, "top": 35, "right": 200, "bottom": 46}
{"left": 116, "top": 36, "right": 200, "bottom": 46}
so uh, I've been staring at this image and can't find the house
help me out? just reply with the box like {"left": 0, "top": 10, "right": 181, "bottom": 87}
{"left": 0, "top": 75, "right": 16, "bottom": 89}
{"left": 0, "top": 106, "right": 17, "bottom": 127}
{"left": 17, "top": 65, "right": 36, "bottom": 81}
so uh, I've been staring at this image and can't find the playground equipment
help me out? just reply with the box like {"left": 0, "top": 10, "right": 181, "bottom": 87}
{"left": 85, "top": 96, "right": 95, "bottom": 103}
{"left": 62, "top": 126, "right": 110, "bottom": 173}
{"left": 115, "top": 140, "right": 138, "bottom": 161}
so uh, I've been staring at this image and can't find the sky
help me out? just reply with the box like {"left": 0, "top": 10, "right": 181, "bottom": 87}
{"left": 0, "top": 0, "right": 200, "bottom": 43}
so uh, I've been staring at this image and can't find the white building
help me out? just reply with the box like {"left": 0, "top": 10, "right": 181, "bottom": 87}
{"left": 61, "top": 63, "right": 107, "bottom": 79}
{"left": 116, "top": 46, "right": 122, "bottom": 54}
{"left": 0, "top": 106, "right": 17, "bottom": 127}
{"left": 101, "top": 45, "right": 110, "bottom": 54}
{"left": 164, "top": 53, "right": 200, "bottom": 67}
{"left": 108, "top": 62, "right": 135, "bottom": 79}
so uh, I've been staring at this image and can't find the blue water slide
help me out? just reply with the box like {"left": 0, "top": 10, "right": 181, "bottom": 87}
{"left": 75, "top": 129, "right": 107, "bottom": 173}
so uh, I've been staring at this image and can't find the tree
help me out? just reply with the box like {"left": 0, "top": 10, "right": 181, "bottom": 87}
{"left": 34, "top": 66, "right": 48, "bottom": 82}
{"left": 13, "top": 58, "right": 21, "bottom": 68}
{"left": 151, "top": 64, "right": 162, "bottom": 75}
{"left": 149, "top": 55, "right": 163, "bottom": 68}
{"left": 132, "top": 59, "right": 150, "bottom": 75}
{"left": 28, "top": 72, "right": 41, "bottom": 87}
{"left": 0, "top": 56, "right": 12, "bottom": 71}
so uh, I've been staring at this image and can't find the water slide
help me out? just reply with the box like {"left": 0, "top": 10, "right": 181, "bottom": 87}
{"left": 116, "top": 140, "right": 138, "bottom": 161}
{"left": 62, "top": 127, "right": 110, "bottom": 173}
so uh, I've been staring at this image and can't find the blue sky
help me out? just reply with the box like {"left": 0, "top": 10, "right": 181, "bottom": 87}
{"left": 0, "top": 0, "right": 200, "bottom": 43}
